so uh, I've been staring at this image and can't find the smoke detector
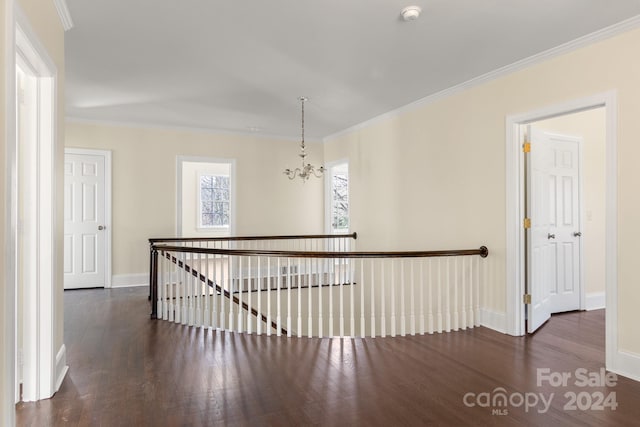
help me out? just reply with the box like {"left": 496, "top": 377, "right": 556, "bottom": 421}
{"left": 401, "top": 6, "right": 422, "bottom": 21}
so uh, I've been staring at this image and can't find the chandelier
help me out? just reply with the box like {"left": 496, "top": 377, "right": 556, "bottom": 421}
{"left": 283, "top": 96, "right": 324, "bottom": 182}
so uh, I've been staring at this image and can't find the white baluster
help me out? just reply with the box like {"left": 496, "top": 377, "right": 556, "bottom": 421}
{"left": 277, "top": 257, "right": 282, "bottom": 337}
{"left": 360, "top": 259, "right": 365, "bottom": 338}
{"left": 257, "top": 256, "right": 262, "bottom": 335}
{"left": 297, "top": 257, "right": 302, "bottom": 338}
{"left": 318, "top": 257, "right": 324, "bottom": 338}
{"left": 400, "top": 260, "right": 406, "bottom": 337}
{"left": 445, "top": 257, "right": 451, "bottom": 332}
{"left": 476, "top": 255, "right": 482, "bottom": 326}
{"left": 157, "top": 251, "right": 164, "bottom": 320}
{"left": 436, "top": 258, "right": 442, "bottom": 333}
{"left": 181, "top": 250, "right": 186, "bottom": 325}
{"left": 287, "top": 258, "right": 292, "bottom": 337}
{"left": 212, "top": 245, "right": 217, "bottom": 329}
{"left": 370, "top": 260, "right": 375, "bottom": 338}
{"left": 410, "top": 259, "right": 416, "bottom": 336}
{"left": 247, "top": 256, "right": 252, "bottom": 334}
{"left": 340, "top": 254, "right": 345, "bottom": 338}
{"left": 390, "top": 259, "right": 396, "bottom": 337}
{"left": 307, "top": 258, "right": 312, "bottom": 338}
{"left": 467, "top": 256, "right": 474, "bottom": 329}
{"left": 238, "top": 256, "right": 243, "bottom": 332}
{"left": 350, "top": 255, "right": 355, "bottom": 338}
{"left": 220, "top": 243, "right": 226, "bottom": 330}
{"left": 419, "top": 259, "right": 425, "bottom": 335}
{"left": 453, "top": 257, "right": 459, "bottom": 331}
{"left": 380, "top": 260, "right": 386, "bottom": 337}
{"left": 427, "top": 259, "right": 433, "bottom": 334}
{"left": 461, "top": 257, "right": 467, "bottom": 329}
{"left": 188, "top": 250, "right": 194, "bottom": 327}
{"left": 329, "top": 255, "right": 334, "bottom": 337}
{"left": 203, "top": 248, "right": 210, "bottom": 328}
{"left": 168, "top": 251, "right": 174, "bottom": 322}
{"left": 197, "top": 246, "right": 203, "bottom": 327}
{"left": 228, "top": 251, "right": 235, "bottom": 332}
{"left": 337, "top": 241, "right": 343, "bottom": 337}
{"left": 276, "top": 258, "right": 282, "bottom": 336}
{"left": 267, "top": 257, "right": 272, "bottom": 336}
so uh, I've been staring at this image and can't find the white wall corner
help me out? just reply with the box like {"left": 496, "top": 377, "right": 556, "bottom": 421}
{"left": 112, "top": 273, "right": 149, "bottom": 288}
{"left": 612, "top": 350, "right": 640, "bottom": 383}
{"left": 54, "top": 344, "right": 68, "bottom": 392}
{"left": 53, "top": 0, "right": 74, "bottom": 31}
{"left": 585, "top": 292, "right": 606, "bottom": 311}
{"left": 480, "top": 308, "right": 507, "bottom": 334}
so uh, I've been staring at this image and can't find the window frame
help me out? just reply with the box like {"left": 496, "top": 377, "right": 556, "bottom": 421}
{"left": 197, "top": 173, "right": 231, "bottom": 230}
{"left": 176, "top": 156, "right": 236, "bottom": 238}
{"left": 325, "top": 160, "right": 350, "bottom": 234}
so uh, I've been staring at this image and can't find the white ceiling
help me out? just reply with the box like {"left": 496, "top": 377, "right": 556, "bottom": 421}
{"left": 65, "top": 1, "right": 640, "bottom": 140}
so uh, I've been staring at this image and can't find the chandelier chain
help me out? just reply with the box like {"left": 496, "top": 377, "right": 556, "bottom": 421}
{"left": 283, "top": 96, "right": 324, "bottom": 182}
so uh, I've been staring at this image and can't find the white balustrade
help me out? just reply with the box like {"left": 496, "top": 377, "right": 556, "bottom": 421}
{"left": 150, "top": 235, "right": 487, "bottom": 338}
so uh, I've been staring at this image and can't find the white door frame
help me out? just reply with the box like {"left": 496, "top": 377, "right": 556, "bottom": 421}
{"left": 505, "top": 91, "right": 617, "bottom": 371}
{"left": 64, "top": 148, "right": 113, "bottom": 288}
{"left": 7, "top": 5, "right": 66, "bottom": 407}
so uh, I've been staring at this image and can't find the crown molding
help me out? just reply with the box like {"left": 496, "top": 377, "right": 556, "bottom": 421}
{"left": 65, "top": 116, "right": 324, "bottom": 144}
{"left": 324, "top": 14, "right": 640, "bottom": 143}
{"left": 53, "top": 0, "right": 74, "bottom": 31}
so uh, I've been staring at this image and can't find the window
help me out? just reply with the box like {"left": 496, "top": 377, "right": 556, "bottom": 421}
{"left": 199, "top": 174, "right": 230, "bottom": 228}
{"left": 328, "top": 162, "right": 349, "bottom": 233}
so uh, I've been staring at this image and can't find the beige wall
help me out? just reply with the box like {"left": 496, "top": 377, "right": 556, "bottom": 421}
{"left": 325, "top": 28, "right": 640, "bottom": 356}
{"left": 532, "top": 108, "right": 606, "bottom": 297}
{"left": 65, "top": 122, "right": 324, "bottom": 277}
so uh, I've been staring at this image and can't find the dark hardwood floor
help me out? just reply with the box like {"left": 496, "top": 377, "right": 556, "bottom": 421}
{"left": 16, "top": 288, "right": 640, "bottom": 426}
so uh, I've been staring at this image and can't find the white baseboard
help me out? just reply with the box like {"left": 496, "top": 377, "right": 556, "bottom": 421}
{"left": 111, "top": 273, "right": 149, "bottom": 288}
{"left": 480, "top": 308, "right": 507, "bottom": 333}
{"left": 55, "top": 344, "right": 69, "bottom": 392}
{"left": 586, "top": 292, "right": 606, "bottom": 311}
{"left": 612, "top": 350, "right": 640, "bottom": 382}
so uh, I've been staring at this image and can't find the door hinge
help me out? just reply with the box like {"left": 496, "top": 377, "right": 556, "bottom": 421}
{"left": 523, "top": 294, "right": 532, "bottom": 304}
{"left": 523, "top": 142, "right": 531, "bottom": 153}
{"left": 523, "top": 218, "right": 531, "bottom": 229}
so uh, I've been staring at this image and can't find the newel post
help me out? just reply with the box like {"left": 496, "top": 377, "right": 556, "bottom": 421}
{"left": 150, "top": 245, "right": 159, "bottom": 319}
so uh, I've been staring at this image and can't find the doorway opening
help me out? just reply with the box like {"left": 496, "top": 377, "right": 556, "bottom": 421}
{"left": 505, "top": 92, "right": 617, "bottom": 372}
{"left": 523, "top": 108, "right": 606, "bottom": 332}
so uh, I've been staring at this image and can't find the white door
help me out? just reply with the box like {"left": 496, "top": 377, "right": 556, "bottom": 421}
{"left": 527, "top": 128, "right": 582, "bottom": 333}
{"left": 546, "top": 133, "right": 582, "bottom": 313}
{"left": 64, "top": 152, "right": 107, "bottom": 289}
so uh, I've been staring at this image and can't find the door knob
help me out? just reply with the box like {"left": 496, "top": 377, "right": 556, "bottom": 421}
{"left": 573, "top": 232, "right": 582, "bottom": 237}
{"left": 547, "top": 233, "right": 555, "bottom": 239}
{"left": 98, "top": 225, "right": 105, "bottom": 231}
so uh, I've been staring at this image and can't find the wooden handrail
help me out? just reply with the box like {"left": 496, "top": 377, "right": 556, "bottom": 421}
{"left": 151, "top": 245, "right": 489, "bottom": 259}
{"left": 149, "top": 232, "right": 357, "bottom": 244}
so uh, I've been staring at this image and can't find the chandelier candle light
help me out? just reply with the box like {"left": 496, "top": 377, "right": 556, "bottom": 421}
{"left": 283, "top": 96, "right": 324, "bottom": 182}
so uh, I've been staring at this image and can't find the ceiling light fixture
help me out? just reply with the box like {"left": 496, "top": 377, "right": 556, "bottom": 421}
{"left": 401, "top": 5, "right": 422, "bottom": 21}
{"left": 283, "top": 96, "right": 324, "bottom": 182}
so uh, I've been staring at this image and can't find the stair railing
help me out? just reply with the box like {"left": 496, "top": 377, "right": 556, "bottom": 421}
{"left": 149, "top": 234, "right": 488, "bottom": 338}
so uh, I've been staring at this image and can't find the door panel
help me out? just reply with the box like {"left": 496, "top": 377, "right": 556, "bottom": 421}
{"left": 527, "top": 127, "right": 553, "bottom": 333}
{"left": 528, "top": 129, "right": 582, "bottom": 333}
{"left": 547, "top": 134, "right": 581, "bottom": 313}
{"left": 64, "top": 153, "right": 106, "bottom": 289}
